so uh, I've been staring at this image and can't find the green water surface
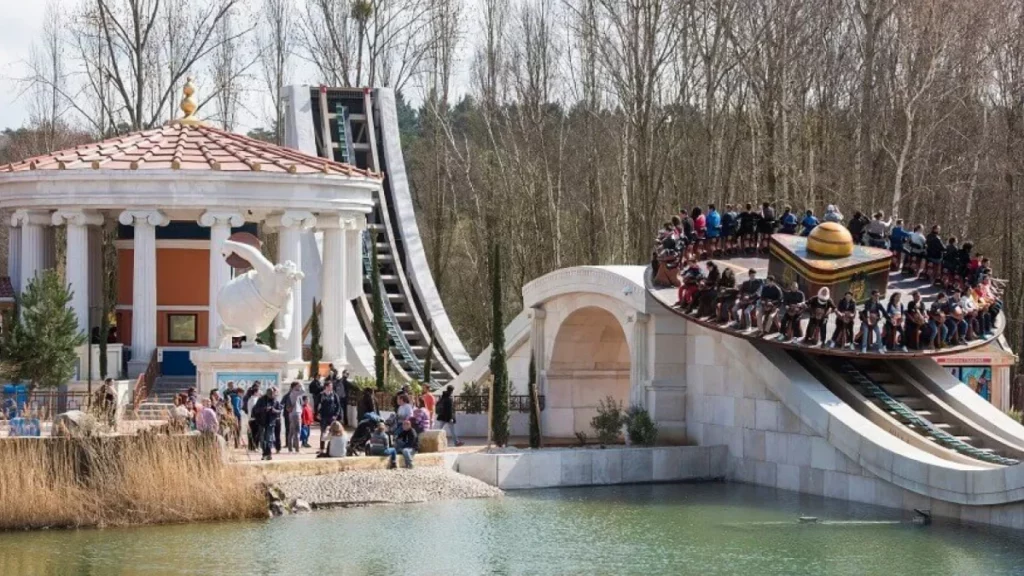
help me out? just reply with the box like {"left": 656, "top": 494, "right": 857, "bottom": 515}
{"left": 2, "top": 483, "right": 1022, "bottom": 575}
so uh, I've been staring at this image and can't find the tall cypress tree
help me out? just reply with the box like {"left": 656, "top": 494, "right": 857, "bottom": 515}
{"left": 528, "top": 352, "right": 542, "bottom": 448}
{"left": 489, "top": 241, "right": 510, "bottom": 446}
{"left": 309, "top": 298, "right": 322, "bottom": 378}
{"left": 371, "top": 238, "right": 388, "bottom": 389}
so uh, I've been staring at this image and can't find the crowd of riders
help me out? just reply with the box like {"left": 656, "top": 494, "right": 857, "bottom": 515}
{"left": 653, "top": 203, "right": 1003, "bottom": 353}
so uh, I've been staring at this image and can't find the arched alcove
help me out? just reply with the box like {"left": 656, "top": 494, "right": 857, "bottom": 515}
{"left": 544, "top": 306, "right": 631, "bottom": 438}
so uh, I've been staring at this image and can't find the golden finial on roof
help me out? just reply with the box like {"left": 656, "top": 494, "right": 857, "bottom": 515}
{"left": 171, "top": 77, "right": 204, "bottom": 127}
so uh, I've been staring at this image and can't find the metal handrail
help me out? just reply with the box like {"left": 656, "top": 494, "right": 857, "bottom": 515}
{"left": 363, "top": 229, "right": 424, "bottom": 378}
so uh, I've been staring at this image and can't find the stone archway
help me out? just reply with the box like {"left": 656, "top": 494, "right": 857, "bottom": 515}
{"left": 544, "top": 306, "right": 631, "bottom": 439}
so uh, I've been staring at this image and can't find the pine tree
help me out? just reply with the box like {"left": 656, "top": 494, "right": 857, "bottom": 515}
{"left": 422, "top": 321, "right": 434, "bottom": 386}
{"left": 528, "top": 352, "right": 542, "bottom": 448}
{"left": 489, "top": 241, "right": 510, "bottom": 446}
{"left": 0, "top": 270, "right": 86, "bottom": 391}
{"left": 309, "top": 298, "right": 322, "bottom": 378}
{"left": 371, "top": 237, "right": 388, "bottom": 390}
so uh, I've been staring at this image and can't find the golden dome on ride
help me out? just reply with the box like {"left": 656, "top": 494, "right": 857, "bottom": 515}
{"left": 806, "top": 221, "right": 854, "bottom": 257}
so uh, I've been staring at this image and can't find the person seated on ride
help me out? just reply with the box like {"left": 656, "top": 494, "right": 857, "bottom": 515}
{"left": 972, "top": 279, "right": 998, "bottom": 336}
{"left": 903, "top": 224, "right": 927, "bottom": 275}
{"left": 755, "top": 275, "right": 784, "bottom": 336}
{"left": 696, "top": 262, "right": 721, "bottom": 318}
{"left": 656, "top": 221, "right": 676, "bottom": 245}
{"left": 941, "top": 237, "right": 961, "bottom": 288}
{"left": 732, "top": 268, "right": 763, "bottom": 330}
{"left": 823, "top": 204, "right": 844, "bottom": 223}
{"left": 943, "top": 289, "right": 969, "bottom": 346}
{"left": 958, "top": 289, "right": 981, "bottom": 341}
{"left": 706, "top": 203, "right": 722, "bottom": 253}
{"left": 779, "top": 206, "right": 799, "bottom": 235}
{"left": 863, "top": 211, "right": 892, "bottom": 248}
{"left": 692, "top": 207, "right": 708, "bottom": 258}
{"left": 829, "top": 291, "right": 857, "bottom": 349}
{"left": 757, "top": 202, "right": 777, "bottom": 250}
{"left": 904, "top": 290, "right": 927, "bottom": 350}
{"left": 925, "top": 293, "right": 950, "bottom": 349}
{"left": 967, "top": 252, "right": 983, "bottom": 285}
{"left": 924, "top": 225, "right": 945, "bottom": 280}
{"left": 715, "top": 269, "right": 739, "bottom": 323}
{"left": 721, "top": 204, "right": 738, "bottom": 253}
{"left": 653, "top": 236, "right": 683, "bottom": 288}
{"left": 676, "top": 260, "right": 705, "bottom": 309}
{"left": 803, "top": 287, "right": 834, "bottom": 346}
{"left": 859, "top": 290, "right": 888, "bottom": 353}
{"left": 847, "top": 211, "right": 869, "bottom": 245}
{"left": 778, "top": 281, "right": 806, "bottom": 341}
{"left": 884, "top": 292, "right": 907, "bottom": 352}
{"left": 800, "top": 210, "right": 819, "bottom": 237}
{"left": 738, "top": 203, "right": 758, "bottom": 252}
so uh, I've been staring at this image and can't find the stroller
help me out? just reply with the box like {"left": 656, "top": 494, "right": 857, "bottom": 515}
{"left": 346, "top": 412, "right": 384, "bottom": 456}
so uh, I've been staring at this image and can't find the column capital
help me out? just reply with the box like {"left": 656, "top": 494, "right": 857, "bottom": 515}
{"left": 11, "top": 209, "right": 52, "bottom": 227}
{"left": 118, "top": 209, "right": 169, "bottom": 227}
{"left": 198, "top": 211, "right": 245, "bottom": 228}
{"left": 266, "top": 211, "right": 317, "bottom": 230}
{"left": 51, "top": 210, "right": 104, "bottom": 227}
{"left": 531, "top": 306, "right": 547, "bottom": 320}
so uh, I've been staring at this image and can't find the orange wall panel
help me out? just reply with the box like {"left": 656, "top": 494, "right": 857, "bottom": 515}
{"left": 117, "top": 249, "right": 134, "bottom": 305}
{"left": 157, "top": 249, "right": 209, "bottom": 306}
{"left": 116, "top": 310, "right": 132, "bottom": 346}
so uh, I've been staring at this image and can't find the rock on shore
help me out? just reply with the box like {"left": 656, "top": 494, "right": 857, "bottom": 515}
{"left": 273, "top": 467, "right": 502, "bottom": 508}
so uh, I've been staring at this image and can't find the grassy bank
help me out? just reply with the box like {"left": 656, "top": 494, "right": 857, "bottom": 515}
{"left": 0, "top": 433, "right": 265, "bottom": 530}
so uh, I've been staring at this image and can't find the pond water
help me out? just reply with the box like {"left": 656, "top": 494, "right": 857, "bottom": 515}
{"left": 2, "top": 483, "right": 1023, "bottom": 576}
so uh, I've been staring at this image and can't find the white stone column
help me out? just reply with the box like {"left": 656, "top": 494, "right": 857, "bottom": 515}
{"left": 119, "top": 210, "right": 169, "bottom": 377}
{"left": 7, "top": 224, "right": 20, "bottom": 294}
{"left": 344, "top": 223, "right": 365, "bottom": 300}
{"left": 630, "top": 312, "right": 650, "bottom": 408}
{"left": 531, "top": 306, "right": 546, "bottom": 394}
{"left": 198, "top": 211, "right": 244, "bottom": 348}
{"left": 267, "top": 211, "right": 316, "bottom": 367}
{"left": 318, "top": 214, "right": 346, "bottom": 366}
{"left": 52, "top": 210, "right": 104, "bottom": 334}
{"left": 12, "top": 209, "right": 51, "bottom": 295}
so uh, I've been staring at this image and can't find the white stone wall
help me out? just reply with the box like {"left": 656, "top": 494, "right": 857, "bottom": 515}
{"left": 456, "top": 445, "right": 726, "bottom": 490}
{"left": 682, "top": 321, "right": 1024, "bottom": 529}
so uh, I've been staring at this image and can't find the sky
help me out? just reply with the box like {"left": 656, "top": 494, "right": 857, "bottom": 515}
{"left": 0, "top": 0, "right": 47, "bottom": 131}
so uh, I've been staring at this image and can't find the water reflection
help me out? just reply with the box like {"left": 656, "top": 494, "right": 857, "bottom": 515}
{"left": 1, "top": 483, "right": 1022, "bottom": 576}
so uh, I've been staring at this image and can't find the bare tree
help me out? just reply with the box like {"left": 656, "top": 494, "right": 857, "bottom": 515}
{"left": 259, "top": 0, "right": 294, "bottom": 143}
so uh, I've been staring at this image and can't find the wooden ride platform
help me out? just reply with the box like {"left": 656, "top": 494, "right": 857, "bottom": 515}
{"left": 647, "top": 256, "right": 1005, "bottom": 360}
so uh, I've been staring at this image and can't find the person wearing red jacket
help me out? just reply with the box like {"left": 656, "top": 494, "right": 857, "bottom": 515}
{"left": 300, "top": 396, "right": 314, "bottom": 449}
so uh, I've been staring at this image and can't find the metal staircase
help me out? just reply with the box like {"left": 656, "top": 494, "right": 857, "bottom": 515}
{"left": 309, "top": 87, "right": 456, "bottom": 384}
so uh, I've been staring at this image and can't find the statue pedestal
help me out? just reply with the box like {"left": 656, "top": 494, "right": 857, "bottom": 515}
{"left": 190, "top": 348, "right": 293, "bottom": 396}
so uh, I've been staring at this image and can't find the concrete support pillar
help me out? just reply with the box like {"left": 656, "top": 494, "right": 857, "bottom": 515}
{"left": 531, "top": 306, "right": 547, "bottom": 394}
{"left": 267, "top": 211, "right": 316, "bottom": 371}
{"left": 198, "top": 211, "right": 245, "bottom": 348}
{"left": 630, "top": 312, "right": 650, "bottom": 408}
{"left": 12, "top": 209, "right": 51, "bottom": 296}
{"left": 119, "top": 210, "right": 169, "bottom": 377}
{"left": 52, "top": 210, "right": 104, "bottom": 335}
{"left": 7, "top": 224, "right": 20, "bottom": 294}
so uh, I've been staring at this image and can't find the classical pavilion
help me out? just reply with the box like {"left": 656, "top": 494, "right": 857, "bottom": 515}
{"left": 0, "top": 81, "right": 381, "bottom": 379}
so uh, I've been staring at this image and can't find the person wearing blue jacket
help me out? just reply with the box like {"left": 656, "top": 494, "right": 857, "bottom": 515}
{"left": 779, "top": 206, "right": 798, "bottom": 234}
{"left": 705, "top": 204, "right": 721, "bottom": 254}
{"left": 800, "top": 210, "right": 818, "bottom": 236}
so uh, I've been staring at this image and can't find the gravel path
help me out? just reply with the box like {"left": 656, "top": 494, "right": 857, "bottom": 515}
{"left": 274, "top": 467, "right": 503, "bottom": 508}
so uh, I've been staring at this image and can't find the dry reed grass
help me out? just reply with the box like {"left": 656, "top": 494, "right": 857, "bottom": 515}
{"left": 0, "top": 432, "right": 266, "bottom": 530}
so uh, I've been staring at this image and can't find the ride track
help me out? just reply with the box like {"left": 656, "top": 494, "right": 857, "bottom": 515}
{"left": 645, "top": 254, "right": 1006, "bottom": 360}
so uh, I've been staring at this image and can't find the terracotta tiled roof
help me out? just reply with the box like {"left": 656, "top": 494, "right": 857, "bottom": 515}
{"left": 0, "top": 123, "right": 380, "bottom": 178}
{"left": 0, "top": 277, "right": 14, "bottom": 300}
